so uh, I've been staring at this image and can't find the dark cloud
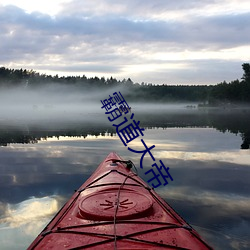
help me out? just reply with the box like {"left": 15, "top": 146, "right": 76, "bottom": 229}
{"left": 184, "top": 13, "right": 250, "bottom": 49}
{"left": 1, "top": 4, "right": 249, "bottom": 48}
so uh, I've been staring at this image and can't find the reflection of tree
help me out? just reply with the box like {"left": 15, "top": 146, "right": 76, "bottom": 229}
{"left": 0, "top": 132, "right": 38, "bottom": 146}
{"left": 241, "top": 133, "right": 250, "bottom": 149}
{"left": 203, "top": 110, "right": 250, "bottom": 150}
{"left": 0, "top": 109, "right": 250, "bottom": 149}
{"left": 0, "top": 123, "right": 117, "bottom": 146}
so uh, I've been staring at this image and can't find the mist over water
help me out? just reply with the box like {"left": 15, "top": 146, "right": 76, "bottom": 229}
{"left": 0, "top": 85, "right": 198, "bottom": 125}
{"left": 1, "top": 84, "right": 250, "bottom": 148}
{"left": 0, "top": 85, "right": 102, "bottom": 123}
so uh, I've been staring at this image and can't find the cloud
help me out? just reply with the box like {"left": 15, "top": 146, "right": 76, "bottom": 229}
{"left": 3, "top": 4, "right": 248, "bottom": 49}
{"left": 0, "top": 6, "right": 246, "bottom": 52}
{"left": 58, "top": 0, "right": 239, "bottom": 19}
{"left": 0, "top": 1, "right": 250, "bottom": 84}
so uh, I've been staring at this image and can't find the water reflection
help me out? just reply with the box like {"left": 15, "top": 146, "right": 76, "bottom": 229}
{"left": 0, "top": 109, "right": 250, "bottom": 249}
{"left": 0, "top": 196, "right": 59, "bottom": 228}
{"left": 0, "top": 107, "right": 250, "bottom": 149}
{"left": 0, "top": 196, "right": 62, "bottom": 250}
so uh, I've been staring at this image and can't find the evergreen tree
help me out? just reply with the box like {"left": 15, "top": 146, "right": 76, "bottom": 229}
{"left": 242, "top": 63, "right": 250, "bottom": 83}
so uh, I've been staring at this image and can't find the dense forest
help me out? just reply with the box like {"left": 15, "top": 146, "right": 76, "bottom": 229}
{"left": 0, "top": 63, "right": 250, "bottom": 104}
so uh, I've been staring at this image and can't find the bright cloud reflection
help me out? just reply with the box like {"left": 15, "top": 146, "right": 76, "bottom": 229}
{"left": 0, "top": 196, "right": 61, "bottom": 249}
{"left": 0, "top": 196, "right": 59, "bottom": 233}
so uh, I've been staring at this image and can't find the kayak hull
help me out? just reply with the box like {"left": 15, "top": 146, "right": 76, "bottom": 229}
{"left": 28, "top": 152, "right": 213, "bottom": 249}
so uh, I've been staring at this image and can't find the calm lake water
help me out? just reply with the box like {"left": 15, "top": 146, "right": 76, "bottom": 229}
{"left": 0, "top": 104, "right": 250, "bottom": 249}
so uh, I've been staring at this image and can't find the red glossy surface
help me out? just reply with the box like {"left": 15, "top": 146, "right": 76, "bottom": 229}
{"left": 78, "top": 188, "right": 153, "bottom": 220}
{"left": 28, "top": 152, "right": 213, "bottom": 249}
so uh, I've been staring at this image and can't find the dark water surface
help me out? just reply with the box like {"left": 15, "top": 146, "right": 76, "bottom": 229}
{"left": 0, "top": 105, "right": 250, "bottom": 249}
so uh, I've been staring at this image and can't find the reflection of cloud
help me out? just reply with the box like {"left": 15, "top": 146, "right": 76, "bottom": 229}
{"left": 0, "top": 196, "right": 62, "bottom": 249}
{"left": 0, "top": 196, "right": 59, "bottom": 231}
{"left": 0, "top": 202, "right": 7, "bottom": 218}
{"left": 157, "top": 186, "right": 250, "bottom": 216}
{"left": 155, "top": 150, "right": 250, "bottom": 166}
{"left": 156, "top": 186, "right": 250, "bottom": 249}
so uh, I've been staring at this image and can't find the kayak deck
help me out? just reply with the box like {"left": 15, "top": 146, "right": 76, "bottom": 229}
{"left": 28, "top": 152, "right": 213, "bottom": 249}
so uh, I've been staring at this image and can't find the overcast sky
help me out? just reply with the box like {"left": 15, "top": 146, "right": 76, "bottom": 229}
{"left": 0, "top": 0, "right": 250, "bottom": 85}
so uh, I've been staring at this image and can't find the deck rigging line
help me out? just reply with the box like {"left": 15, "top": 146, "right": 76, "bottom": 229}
{"left": 113, "top": 165, "right": 137, "bottom": 249}
{"left": 35, "top": 159, "right": 212, "bottom": 250}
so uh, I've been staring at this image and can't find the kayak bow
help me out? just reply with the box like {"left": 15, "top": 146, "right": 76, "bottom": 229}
{"left": 28, "top": 152, "right": 213, "bottom": 249}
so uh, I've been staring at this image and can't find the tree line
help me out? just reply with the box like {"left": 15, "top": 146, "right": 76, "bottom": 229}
{"left": 208, "top": 63, "right": 250, "bottom": 105}
{"left": 0, "top": 63, "right": 249, "bottom": 104}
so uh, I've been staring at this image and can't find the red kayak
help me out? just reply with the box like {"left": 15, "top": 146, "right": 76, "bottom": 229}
{"left": 28, "top": 152, "right": 213, "bottom": 249}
